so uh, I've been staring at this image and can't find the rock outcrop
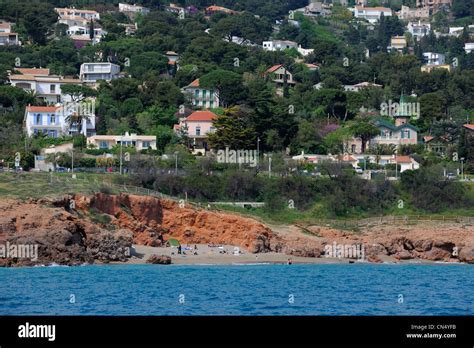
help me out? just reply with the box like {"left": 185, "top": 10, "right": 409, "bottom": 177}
{"left": 78, "top": 193, "right": 274, "bottom": 253}
{"left": 0, "top": 193, "right": 473, "bottom": 266}
{"left": 0, "top": 198, "right": 132, "bottom": 267}
{"left": 305, "top": 222, "right": 474, "bottom": 264}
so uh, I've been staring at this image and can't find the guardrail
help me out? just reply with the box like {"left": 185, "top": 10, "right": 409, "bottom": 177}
{"left": 6, "top": 173, "right": 473, "bottom": 226}
{"left": 303, "top": 215, "right": 474, "bottom": 229}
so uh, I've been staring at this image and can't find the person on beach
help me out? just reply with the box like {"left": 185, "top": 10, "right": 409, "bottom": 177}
{"left": 178, "top": 244, "right": 182, "bottom": 254}
{"left": 287, "top": 258, "right": 292, "bottom": 265}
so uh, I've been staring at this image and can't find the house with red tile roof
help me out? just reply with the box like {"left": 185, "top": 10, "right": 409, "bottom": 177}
{"left": 464, "top": 124, "right": 474, "bottom": 132}
{"left": 265, "top": 64, "right": 296, "bottom": 96}
{"left": 395, "top": 155, "right": 420, "bottom": 172}
{"left": 23, "top": 104, "right": 96, "bottom": 138}
{"left": 205, "top": 5, "right": 238, "bottom": 15}
{"left": 175, "top": 110, "right": 217, "bottom": 151}
{"left": 423, "top": 135, "right": 450, "bottom": 155}
{"left": 182, "top": 79, "right": 220, "bottom": 109}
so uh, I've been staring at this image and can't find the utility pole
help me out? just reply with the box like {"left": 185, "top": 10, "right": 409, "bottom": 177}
{"left": 257, "top": 137, "right": 260, "bottom": 171}
{"left": 174, "top": 151, "right": 178, "bottom": 175}
{"left": 395, "top": 154, "right": 398, "bottom": 180}
{"left": 119, "top": 134, "right": 123, "bottom": 175}
{"left": 268, "top": 154, "right": 272, "bottom": 178}
{"left": 71, "top": 149, "right": 74, "bottom": 174}
{"left": 461, "top": 158, "right": 465, "bottom": 181}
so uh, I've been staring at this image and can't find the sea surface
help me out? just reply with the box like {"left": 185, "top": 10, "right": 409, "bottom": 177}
{"left": 1, "top": 264, "right": 473, "bottom": 315}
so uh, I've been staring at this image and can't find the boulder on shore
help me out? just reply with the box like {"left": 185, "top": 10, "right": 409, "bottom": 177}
{"left": 146, "top": 254, "right": 172, "bottom": 265}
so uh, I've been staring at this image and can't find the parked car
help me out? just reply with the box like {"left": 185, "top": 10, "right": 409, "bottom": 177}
{"left": 446, "top": 173, "right": 457, "bottom": 180}
{"left": 355, "top": 167, "right": 364, "bottom": 174}
{"left": 56, "top": 167, "right": 67, "bottom": 173}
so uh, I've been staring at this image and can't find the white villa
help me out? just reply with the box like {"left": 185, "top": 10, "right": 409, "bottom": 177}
{"left": 87, "top": 133, "right": 156, "bottom": 151}
{"left": 119, "top": 3, "right": 150, "bottom": 14}
{"left": 423, "top": 52, "right": 445, "bottom": 65}
{"left": 465, "top": 43, "right": 474, "bottom": 54}
{"left": 54, "top": 8, "right": 100, "bottom": 20}
{"left": 353, "top": 6, "right": 392, "bottom": 24}
{"left": 262, "top": 40, "right": 298, "bottom": 51}
{"left": 80, "top": 62, "right": 121, "bottom": 83}
{"left": 344, "top": 82, "right": 383, "bottom": 92}
{"left": 407, "top": 22, "right": 431, "bottom": 39}
{"left": 9, "top": 68, "right": 82, "bottom": 104}
{"left": 24, "top": 104, "right": 96, "bottom": 138}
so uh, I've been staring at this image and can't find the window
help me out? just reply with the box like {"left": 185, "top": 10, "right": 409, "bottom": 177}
{"left": 142, "top": 141, "right": 150, "bottom": 149}
{"left": 50, "top": 114, "right": 56, "bottom": 125}
{"left": 99, "top": 141, "right": 108, "bottom": 149}
{"left": 35, "top": 114, "right": 41, "bottom": 125}
{"left": 351, "top": 144, "right": 356, "bottom": 153}
{"left": 50, "top": 85, "right": 56, "bottom": 93}
{"left": 401, "top": 130, "right": 411, "bottom": 139}
{"left": 202, "top": 90, "right": 207, "bottom": 99}
{"left": 194, "top": 89, "right": 200, "bottom": 98}
{"left": 196, "top": 127, "right": 201, "bottom": 136}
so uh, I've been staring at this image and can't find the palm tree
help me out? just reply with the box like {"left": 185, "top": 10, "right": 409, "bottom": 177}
{"left": 66, "top": 112, "right": 92, "bottom": 136}
{"left": 369, "top": 144, "right": 396, "bottom": 164}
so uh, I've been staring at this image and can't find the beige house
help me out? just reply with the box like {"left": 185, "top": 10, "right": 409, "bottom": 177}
{"left": 0, "top": 22, "right": 20, "bottom": 46}
{"left": 416, "top": 0, "right": 452, "bottom": 14}
{"left": 398, "top": 5, "right": 429, "bottom": 20}
{"left": 388, "top": 36, "right": 407, "bottom": 53}
{"left": 421, "top": 64, "right": 452, "bottom": 73}
{"left": 87, "top": 133, "right": 157, "bottom": 151}
{"left": 266, "top": 64, "right": 296, "bottom": 96}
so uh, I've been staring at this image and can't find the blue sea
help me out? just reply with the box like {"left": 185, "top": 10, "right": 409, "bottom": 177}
{"left": 1, "top": 264, "right": 473, "bottom": 315}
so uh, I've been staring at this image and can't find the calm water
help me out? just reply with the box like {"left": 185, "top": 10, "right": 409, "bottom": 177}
{"left": 1, "top": 264, "right": 473, "bottom": 315}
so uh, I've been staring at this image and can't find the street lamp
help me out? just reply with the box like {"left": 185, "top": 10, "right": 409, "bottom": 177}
{"left": 174, "top": 151, "right": 179, "bottom": 175}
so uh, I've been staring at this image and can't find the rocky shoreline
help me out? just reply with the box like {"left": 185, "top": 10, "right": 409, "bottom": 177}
{"left": 0, "top": 193, "right": 472, "bottom": 267}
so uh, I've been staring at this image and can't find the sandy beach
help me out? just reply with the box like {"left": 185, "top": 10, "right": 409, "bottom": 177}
{"left": 125, "top": 244, "right": 403, "bottom": 265}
